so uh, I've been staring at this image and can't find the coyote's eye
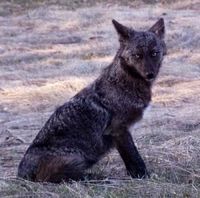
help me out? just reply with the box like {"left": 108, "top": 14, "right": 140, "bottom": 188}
{"left": 151, "top": 51, "right": 158, "bottom": 57}
{"left": 133, "top": 54, "right": 143, "bottom": 60}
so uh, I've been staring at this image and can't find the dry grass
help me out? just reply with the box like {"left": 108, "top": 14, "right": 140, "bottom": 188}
{"left": 0, "top": 0, "right": 200, "bottom": 197}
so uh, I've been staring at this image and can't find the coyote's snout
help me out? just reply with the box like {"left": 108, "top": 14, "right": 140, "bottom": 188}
{"left": 18, "top": 18, "right": 166, "bottom": 183}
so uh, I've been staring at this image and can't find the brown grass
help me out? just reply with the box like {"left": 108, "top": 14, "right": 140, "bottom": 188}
{"left": 0, "top": 0, "right": 200, "bottom": 197}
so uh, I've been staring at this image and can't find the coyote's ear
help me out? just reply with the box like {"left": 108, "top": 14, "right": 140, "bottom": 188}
{"left": 112, "top": 19, "right": 131, "bottom": 41}
{"left": 149, "top": 18, "right": 165, "bottom": 39}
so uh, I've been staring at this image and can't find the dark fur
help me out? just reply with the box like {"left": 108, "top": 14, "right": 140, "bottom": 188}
{"left": 18, "top": 18, "right": 166, "bottom": 183}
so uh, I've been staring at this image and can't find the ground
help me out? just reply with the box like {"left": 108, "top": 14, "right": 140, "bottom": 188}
{"left": 0, "top": 0, "right": 200, "bottom": 197}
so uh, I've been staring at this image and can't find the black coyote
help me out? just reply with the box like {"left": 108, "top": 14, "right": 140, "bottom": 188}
{"left": 18, "top": 18, "right": 166, "bottom": 183}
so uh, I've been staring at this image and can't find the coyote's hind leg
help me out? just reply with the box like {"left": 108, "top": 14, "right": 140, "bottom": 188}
{"left": 35, "top": 154, "right": 87, "bottom": 183}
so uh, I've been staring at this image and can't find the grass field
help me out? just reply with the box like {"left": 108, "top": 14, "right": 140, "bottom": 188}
{"left": 0, "top": 0, "right": 200, "bottom": 197}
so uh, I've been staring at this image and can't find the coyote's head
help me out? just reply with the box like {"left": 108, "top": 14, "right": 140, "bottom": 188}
{"left": 112, "top": 18, "right": 166, "bottom": 82}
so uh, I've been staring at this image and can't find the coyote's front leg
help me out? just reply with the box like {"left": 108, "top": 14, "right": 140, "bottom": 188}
{"left": 114, "top": 130, "right": 149, "bottom": 178}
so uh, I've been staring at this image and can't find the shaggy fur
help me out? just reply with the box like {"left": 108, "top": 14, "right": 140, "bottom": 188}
{"left": 18, "top": 18, "right": 166, "bottom": 183}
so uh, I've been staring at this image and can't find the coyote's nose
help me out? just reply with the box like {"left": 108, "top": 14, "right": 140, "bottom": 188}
{"left": 146, "top": 73, "right": 155, "bottom": 81}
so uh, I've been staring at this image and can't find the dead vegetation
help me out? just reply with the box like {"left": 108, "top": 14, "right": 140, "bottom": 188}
{"left": 0, "top": 0, "right": 200, "bottom": 197}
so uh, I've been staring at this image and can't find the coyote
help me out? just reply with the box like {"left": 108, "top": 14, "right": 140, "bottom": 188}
{"left": 18, "top": 18, "right": 166, "bottom": 183}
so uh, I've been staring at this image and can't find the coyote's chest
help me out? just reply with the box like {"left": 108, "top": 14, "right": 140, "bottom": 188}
{"left": 112, "top": 89, "right": 150, "bottom": 114}
{"left": 103, "top": 104, "right": 148, "bottom": 136}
